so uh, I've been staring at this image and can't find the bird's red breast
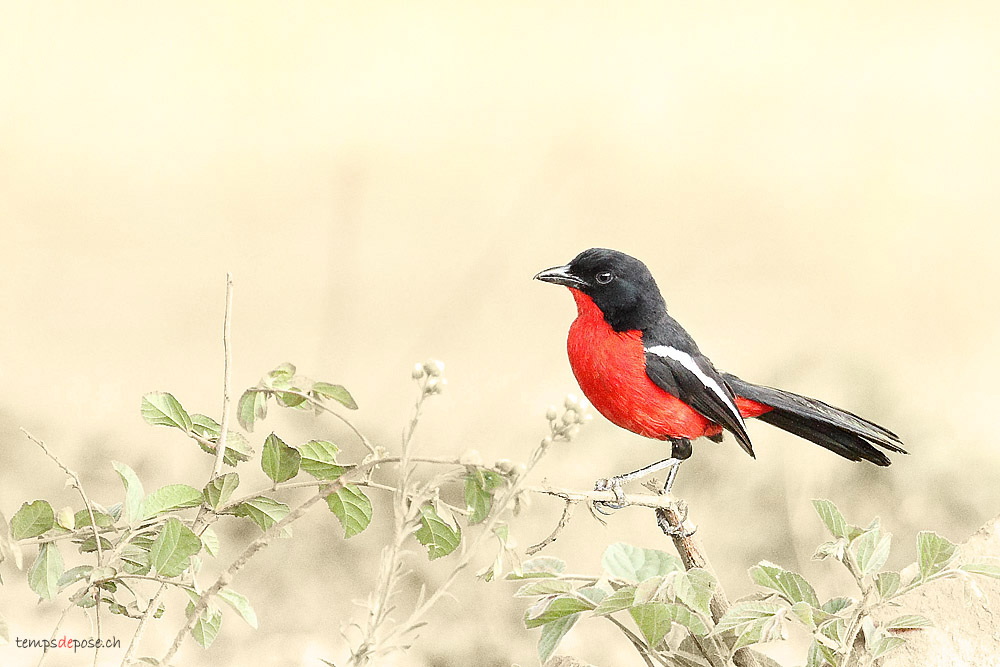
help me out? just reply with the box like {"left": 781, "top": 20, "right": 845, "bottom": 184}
{"left": 566, "top": 289, "right": 770, "bottom": 441}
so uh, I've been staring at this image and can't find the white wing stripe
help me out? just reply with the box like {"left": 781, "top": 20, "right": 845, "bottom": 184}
{"left": 645, "top": 345, "right": 743, "bottom": 424}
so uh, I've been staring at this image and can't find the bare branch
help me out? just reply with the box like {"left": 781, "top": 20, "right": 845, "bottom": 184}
{"left": 210, "top": 273, "right": 234, "bottom": 480}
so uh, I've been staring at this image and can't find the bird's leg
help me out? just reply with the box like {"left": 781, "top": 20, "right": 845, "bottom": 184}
{"left": 593, "top": 438, "right": 693, "bottom": 514}
{"left": 656, "top": 438, "right": 696, "bottom": 537}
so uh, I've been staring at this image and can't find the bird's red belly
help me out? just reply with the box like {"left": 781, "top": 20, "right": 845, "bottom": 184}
{"left": 565, "top": 291, "right": 768, "bottom": 441}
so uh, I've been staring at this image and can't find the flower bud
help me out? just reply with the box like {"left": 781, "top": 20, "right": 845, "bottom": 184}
{"left": 561, "top": 409, "right": 576, "bottom": 424}
{"left": 541, "top": 436, "right": 553, "bottom": 448}
{"left": 411, "top": 363, "right": 425, "bottom": 379}
{"left": 545, "top": 405, "right": 558, "bottom": 421}
{"left": 564, "top": 394, "right": 579, "bottom": 409}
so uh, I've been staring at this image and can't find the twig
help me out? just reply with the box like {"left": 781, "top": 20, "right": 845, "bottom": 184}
{"left": 20, "top": 429, "right": 103, "bottom": 567}
{"left": 37, "top": 602, "right": 74, "bottom": 667}
{"left": 21, "top": 428, "right": 106, "bottom": 667}
{"left": 211, "top": 273, "right": 234, "bottom": 480}
{"left": 655, "top": 499, "right": 762, "bottom": 667}
{"left": 529, "top": 484, "right": 680, "bottom": 511}
{"left": 526, "top": 499, "right": 575, "bottom": 555}
{"left": 603, "top": 614, "right": 658, "bottom": 667}
{"left": 121, "top": 583, "right": 166, "bottom": 667}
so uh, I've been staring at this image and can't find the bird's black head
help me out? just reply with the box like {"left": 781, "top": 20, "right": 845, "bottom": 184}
{"left": 534, "top": 248, "right": 667, "bottom": 331}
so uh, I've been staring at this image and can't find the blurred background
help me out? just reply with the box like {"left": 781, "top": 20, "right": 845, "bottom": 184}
{"left": 2, "top": 1, "right": 999, "bottom": 665}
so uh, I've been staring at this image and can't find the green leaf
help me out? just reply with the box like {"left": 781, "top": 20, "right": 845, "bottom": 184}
{"left": 201, "top": 526, "right": 220, "bottom": 558}
{"left": 188, "top": 602, "right": 223, "bottom": 648}
{"left": 525, "top": 596, "right": 595, "bottom": 629}
{"left": 237, "top": 389, "right": 268, "bottom": 432}
{"left": 112, "top": 461, "right": 145, "bottom": 525}
{"left": 807, "top": 639, "right": 837, "bottom": 667}
{"left": 665, "top": 602, "right": 710, "bottom": 637}
{"left": 917, "top": 531, "right": 957, "bottom": 580}
{"left": 506, "top": 556, "right": 566, "bottom": 579}
{"left": 464, "top": 469, "right": 504, "bottom": 525}
{"left": 812, "top": 499, "right": 849, "bottom": 539}
{"left": 750, "top": 561, "right": 820, "bottom": 607}
{"left": 869, "top": 635, "right": 906, "bottom": 659}
{"left": 414, "top": 504, "right": 461, "bottom": 560}
{"left": 675, "top": 568, "right": 717, "bottom": 618}
{"left": 876, "top": 571, "right": 901, "bottom": 599}
{"left": 203, "top": 473, "right": 240, "bottom": 510}
{"left": 634, "top": 575, "right": 666, "bottom": 604}
{"left": 960, "top": 562, "right": 1000, "bottom": 579}
{"left": 886, "top": 614, "right": 932, "bottom": 630}
{"left": 10, "top": 500, "right": 55, "bottom": 539}
{"left": 630, "top": 602, "right": 673, "bottom": 647}
{"left": 191, "top": 414, "right": 253, "bottom": 465}
{"left": 28, "top": 542, "right": 64, "bottom": 600}
{"left": 73, "top": 510, "right": 114, "bottom": 529}
{"left": 313, "top": 381, "right": 358, "bottom": 410}
{"left": 537, "top": 613, "right": 579, "bottom": 663}
{"left": 326, "top": 486, "right": 373, "bottom": 538}
{"left": 714, "top": 601, "right": 785, "bottom": 634}
{"left": 149, "top": 517, "right": 202, "bottom": 578}
{"left": 267, "top": 362, "right": 297, "bottom": 382}
{"left": 855, "top": 529, "right": 892, "bottom": 576}
{"left": 140, "top": 484, "right": 203, "bottom": 520}
{"left": 515, "top": 580, "right": 574, "bottom": 598}
{"left": 140, "top": 392, "right": 193, "bottom": 432}
{"left": 231, "top": 497, "right": 290, "bottom": 533}
{"left": 592, "top": 586, "right": 636, "bottom": 615}
{"left": 261, "top": 433, "right": 301, "bottom": 483}
{"left": 821, "top": 596, "right": 854, "bottom": 615}
{"left": 296, "top": 440, "right": 346, "bottom": 480}
{"left": 601, "top": 542, "right": 683, "bottom": 582}
{"left": 218, "top": 588, "right": 258, "bottom": 629}
{"left": 120, "top": 543, "right": 151, "bottom": 576}
{"left": 57, "top": 565, "right": 94, "bottom": 589}
{"left": 731, "top": 614, "right": 784, "bottom": 650}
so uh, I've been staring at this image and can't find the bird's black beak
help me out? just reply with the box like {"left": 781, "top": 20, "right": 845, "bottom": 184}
{"left": 534, "top": 264, "right": 587, "bottom": 288}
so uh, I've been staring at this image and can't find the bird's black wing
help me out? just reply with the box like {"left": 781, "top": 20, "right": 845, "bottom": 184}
{"left": 644, "top": 344, "right": 755, "bottom": 457}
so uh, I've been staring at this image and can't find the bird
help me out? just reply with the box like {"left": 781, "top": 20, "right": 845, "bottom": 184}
{"left": 534, "top": 248, "right": 906, "bottom": 521}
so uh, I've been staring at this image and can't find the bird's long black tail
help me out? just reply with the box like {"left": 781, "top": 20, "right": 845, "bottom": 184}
{"left": 723, "top": 374, "right": 907, "bottom": 466}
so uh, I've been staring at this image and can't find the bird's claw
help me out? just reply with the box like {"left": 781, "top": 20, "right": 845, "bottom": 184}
{"left": 593, "top": 476, "right": 627, "bottom": 514}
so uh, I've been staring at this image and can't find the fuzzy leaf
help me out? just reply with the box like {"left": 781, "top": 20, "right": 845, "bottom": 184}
{"left": 326, "top": 485, "right": 372, "bottom": 538}
{"left": 855, "top": 529, "right": 892, "bottom": 576}
{"left": 630, "top": 603, "right": 673, "bottom": 647}
{"left": 917, "top": 531, "right": 957, "bottom": 579}
{"left": 602, "top": 542, "right": 683, "bottom": 582}
{"left": 537, "top": 613, "right": 579, "bottom": 663}
{"left": 812, "top": 499, "right": 849, "bottom": 539}
{"left": 507, "top": 556, "right": 567, "bottom": 580}
{"left": 524, "top": 596, "right": 595, "bottom": 629}
{"left": 959, "top": 562, "right": 1000, "bottom": 579}
{"left": 515, "top": 580, "right": 574, "bottom": 598}
{"left": 592, "top": 586, "right": 637, "bottom": 615}
{"left": 750, "top": 561, "right": 820, "bottom": 607}
{"left": 876, "top": 571, "right": 901, "bottom": 599}
{"left": 188, "top": 602, "right": 222, "bottom": 648}
{"left": 714, "top": 601, "right": 785, "bottom": 634}
{"left": 674, "top": 568, "right": 717, "bottom": 618}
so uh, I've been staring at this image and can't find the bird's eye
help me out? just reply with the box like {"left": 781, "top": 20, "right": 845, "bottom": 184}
{"left": 595, "top": 271, "right": 614, "bottom": 285}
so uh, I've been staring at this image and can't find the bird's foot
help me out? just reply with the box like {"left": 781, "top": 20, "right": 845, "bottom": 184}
{"left": 592, "top": 476, "right": 627, "bottom": 515}
{"left": 655, "top": 500, "right": 696, "bottom": 538}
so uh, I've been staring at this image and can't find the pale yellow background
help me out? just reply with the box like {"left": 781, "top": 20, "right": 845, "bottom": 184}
{"left": 2, "top": 2, "right": 999, "bottom": 666}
